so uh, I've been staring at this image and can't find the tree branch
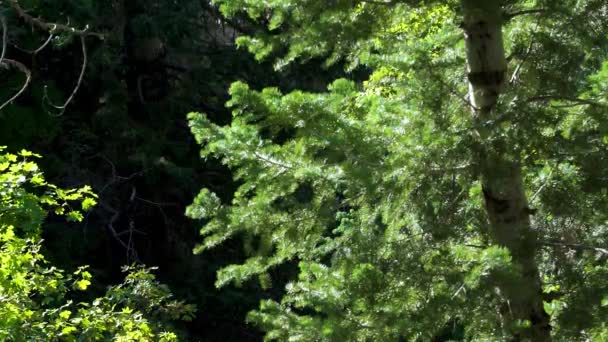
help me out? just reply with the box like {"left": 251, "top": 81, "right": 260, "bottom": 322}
{"left": 2, "top": 1, "right": 103, "bottom": 113}
{"left": 9, "top": 0, "right": 104, "bottom": 39}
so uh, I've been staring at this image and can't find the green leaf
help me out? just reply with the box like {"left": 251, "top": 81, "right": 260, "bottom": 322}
{"left": 61, "top": 326, "right": 77, "bottom": 335}
{"left": 81, "top": 197, "right": 97, "bottom": 211}
{"left": 74, "top": 279, "right": 91, "bottom": 290}
{"left": 66, "top": 211, "right": 84, "bottom": 222}
{"left": 59, "top": 310, "right": 72, "bottom": 320}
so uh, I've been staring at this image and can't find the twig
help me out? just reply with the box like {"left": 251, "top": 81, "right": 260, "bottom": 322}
{"left": 0, "top": 59, "right": 32, "bottom": 112}
{"left": 43, "top": 35, "right": 87, "bottom": 116}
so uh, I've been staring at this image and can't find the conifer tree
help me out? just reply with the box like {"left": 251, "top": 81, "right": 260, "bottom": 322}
{"left": 188, "top": 0, "right": 608, "bottom": 339}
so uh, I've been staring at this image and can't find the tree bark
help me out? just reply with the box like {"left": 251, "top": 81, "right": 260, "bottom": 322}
{"left": 460, "top": 0, "right": 551, "bottom": 340}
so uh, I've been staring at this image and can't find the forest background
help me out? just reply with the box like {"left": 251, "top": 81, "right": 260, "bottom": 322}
{"left": 1, "top": 0, "right": 608, "bottom": 341}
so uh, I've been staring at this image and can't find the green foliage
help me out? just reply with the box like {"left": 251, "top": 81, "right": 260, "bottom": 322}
{"left": 0, "top": 147, "right": 96, "bottom": 235}
{"left": 0, "top": 148, "right": 193, "bottom": 340}
{"left": 106, "top": 265, "right": 197, "bottom": 323}
{"left": 214, "top": 0, "right": 450, "bottom": 69}
{"left": 189, "top": 0, "right": 608, "bottom": 340}
{"left": 2, "top": 0, "right": 293, "bottom": 339}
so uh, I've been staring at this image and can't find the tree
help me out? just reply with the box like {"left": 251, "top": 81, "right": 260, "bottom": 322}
{"left": 188, "top": 0, "right": 608, "bottom": 340}
{"left": 1, "top": 1, "right": 303, "bottom": 339}
{"left": 0, "top": 148, "right": 195, "bottom": 340}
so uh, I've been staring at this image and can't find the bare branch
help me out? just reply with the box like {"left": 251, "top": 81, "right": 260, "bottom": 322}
{"left": 9, "top": 0, "right": 104, "bottom": 40}
{"left": 1, "top": 2, "right": 100, "bottom": 113}
{"left": 0, "top": 59, "right": 32, "bottom": 112}
{"left": 43, "top": 36, "right": 87, "bottom": 116}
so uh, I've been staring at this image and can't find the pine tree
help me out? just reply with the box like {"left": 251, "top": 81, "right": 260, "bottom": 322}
{"left": 188, "top": 0, "right": 608, "bottom": 340}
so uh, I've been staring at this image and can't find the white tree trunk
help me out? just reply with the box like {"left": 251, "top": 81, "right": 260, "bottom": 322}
{"left": 460, "top": 0, "right": 551, "bottom": 340}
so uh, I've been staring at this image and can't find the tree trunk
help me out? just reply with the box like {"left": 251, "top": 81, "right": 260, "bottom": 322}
{"left": 460, "top": 0, "right": 551, "bottom": 340}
